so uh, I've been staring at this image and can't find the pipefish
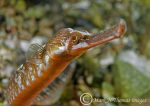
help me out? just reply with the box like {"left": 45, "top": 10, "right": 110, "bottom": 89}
{"left": 5, "top": 19, "right": 127, "bottom": 106}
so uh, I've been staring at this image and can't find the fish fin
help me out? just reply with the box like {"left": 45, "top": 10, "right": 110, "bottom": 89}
{"left": 26, "top": 43, "right": 45, "bottom": 64}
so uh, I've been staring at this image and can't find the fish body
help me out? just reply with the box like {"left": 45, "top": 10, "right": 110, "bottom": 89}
{"left": 33, "top": 62, "right": 76, "bottom": 105}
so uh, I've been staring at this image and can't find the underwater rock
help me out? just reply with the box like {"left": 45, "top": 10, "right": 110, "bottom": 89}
{"left": 113, "top": 50, "right": 150, "bottom": 98}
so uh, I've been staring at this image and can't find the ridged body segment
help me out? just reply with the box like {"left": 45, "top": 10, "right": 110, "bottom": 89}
{"left": 33, "top": 63, "right": 76, "bottom": 105}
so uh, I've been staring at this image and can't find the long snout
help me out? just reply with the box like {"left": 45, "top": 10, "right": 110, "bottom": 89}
{"left": 72, "top": 19, "right": 127, "bottom": 52}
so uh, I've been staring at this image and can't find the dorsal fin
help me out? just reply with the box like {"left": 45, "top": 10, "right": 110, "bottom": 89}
{"left": 26, "top": 43, "right": 42, "bottom": 59}
{"left": 26, "top": 43, "right": 45, "bottom": 64}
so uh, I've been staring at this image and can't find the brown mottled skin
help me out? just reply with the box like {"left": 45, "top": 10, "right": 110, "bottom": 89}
{"left": 6, "top": 20, "right": 126, "bottom": 106}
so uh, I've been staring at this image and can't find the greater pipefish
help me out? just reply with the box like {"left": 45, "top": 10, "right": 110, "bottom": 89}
{"left": 5, "top": 19, "right": 126, "bottom": 106}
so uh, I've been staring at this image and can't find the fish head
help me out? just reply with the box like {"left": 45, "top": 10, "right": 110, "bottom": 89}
{"left": 47, "top": 19, "right": 126, "bottom": 60}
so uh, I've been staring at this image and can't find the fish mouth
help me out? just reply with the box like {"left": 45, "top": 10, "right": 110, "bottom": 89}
{"left": 71, "top": 19, "right": 127, "bottom": 53}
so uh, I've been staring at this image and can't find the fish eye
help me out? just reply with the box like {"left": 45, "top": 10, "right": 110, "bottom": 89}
{"left": 71, "top": 35, "right": 78, "bottom": 43}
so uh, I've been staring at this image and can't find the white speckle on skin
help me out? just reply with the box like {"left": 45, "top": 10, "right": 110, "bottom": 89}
{"left": 44, "top": 54, "right": 50, "bottom": 68}
{"left": 28, "top": 67, "right": 34, "bottom": 80}
{"left": 59, "top": 46, "right": 66, "bottom": 51}
{"left": 45, "top": 54, "right": 49, "bottom": 63}
{"left": 37, "top": 64, "right": 43, "bottom": 76}
{"left": 67, "top": 28, "right": 74, "bottom": 33}
{"left": 37, "top": 70, "right": 42, "bottom": 76}
{"left": 21, "top": 85, "right": 25, "bottom": 90}
{"left": 79, "top": 31, "right": 91, "bottom": 36}
{"left": 16, "top": 75, "right": 24, "bottom": 90}
{"left": 73, "top": 42, "right": 88, "bottom": 49}
{"left": 67, "top": 28, "right": 91, "bottom": 36}
{"left": 53, "top": 46, "right": 66, "bottom": 54}
{"left": 31, "top": 75, "right": 35, "bottom": 81}
{"left": 26, "top": 80, "right": 30, "bottom": 86}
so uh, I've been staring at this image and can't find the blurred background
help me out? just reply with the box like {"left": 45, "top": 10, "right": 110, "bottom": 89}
{"left": 0, "top": 0, "right": 150, "bottom": 106}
